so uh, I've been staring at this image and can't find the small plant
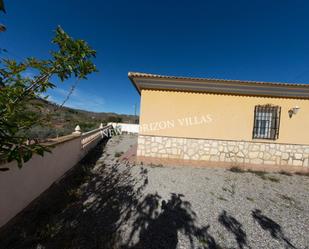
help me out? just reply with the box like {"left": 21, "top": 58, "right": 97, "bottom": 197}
{"left": 279, "top": 170, "right": 292, "bottom": 176}
{"left": 67, "top": 188, "right": 82, "bottom": 200}
{"left": 278, "top": 193, "right": 301, "bottom": 210}
{"left": 247, "top": 169, "right": 269, "bottom": 180}
{"left": 150, "top": 163, "right": 163, "bottom": 168}
{"left": 222, "top": 183, "right": 236, "bottom": 196}
{"left": 247, "top": 169, "right": 280, "bottom": 182}
{"left": 217, "top": 196, "right": 228, "bottom": 201}
{"left": 40, "top": 222, "right": 62, "bottom": 239}
{"left": 114, "top": 151, "right": 123, "bottom": 157}
{"left": 246, "top": 197, "right": 254, "bottom": 202}
{"left": 229, "top": 166, "right": 283, "bottom": 183}
{"left": 294, "top": 171, "right": 309, "bottom": 177}
{"left": 229, "top": 166, "right": 245, "bottom": 173}
{"left": 279, "top": 194, "right": 295, "bottom": 203}
{"left": 267, "top": 175, "right": 280, "bottom": 183}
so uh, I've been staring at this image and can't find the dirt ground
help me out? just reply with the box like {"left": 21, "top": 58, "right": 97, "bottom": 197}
{"left": 0, "top": 134, "right": 308, "bottom": 249}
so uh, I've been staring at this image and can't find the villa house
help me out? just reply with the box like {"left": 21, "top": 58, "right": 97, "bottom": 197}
{"left": 129, "top": 72, "right": 309, "bottom": 170}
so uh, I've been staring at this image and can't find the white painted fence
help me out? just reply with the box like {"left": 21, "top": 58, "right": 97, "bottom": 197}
{"left": 108, "top": 122, "right": 139, "bottom": 134}
{"left": 0, "top": 124, "right": 112, "bottom": 228}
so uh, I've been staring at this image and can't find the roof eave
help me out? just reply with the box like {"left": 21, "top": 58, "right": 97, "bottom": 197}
{"left": 128, "top": 72, "right": 309, "bottom": 99}
{"left": 128, "top": 72, "right": 141, "bottom": 95}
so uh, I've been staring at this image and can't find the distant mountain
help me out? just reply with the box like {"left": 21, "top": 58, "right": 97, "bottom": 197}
{"left": 27, "top": 99, "right": 138, "bottom": 140}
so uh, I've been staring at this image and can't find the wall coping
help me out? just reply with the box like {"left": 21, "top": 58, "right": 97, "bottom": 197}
{"left": 42, "top": 134, "right": 81, "bottom": 146}
{"left": 0, "top": 125, "right": 112, "bottom": 167}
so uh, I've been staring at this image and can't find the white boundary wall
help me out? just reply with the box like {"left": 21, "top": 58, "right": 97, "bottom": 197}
{"left": 108, "top": 122, "right": 139, "bottom": 134}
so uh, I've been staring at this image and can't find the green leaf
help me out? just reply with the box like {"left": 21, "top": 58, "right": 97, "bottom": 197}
{"left": 0, "top": 25, "right": 96, "bottom": 170}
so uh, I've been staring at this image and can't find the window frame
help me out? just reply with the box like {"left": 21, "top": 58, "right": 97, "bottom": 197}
{"left": 252, "top": 105, "right": 281, "bottom": 140}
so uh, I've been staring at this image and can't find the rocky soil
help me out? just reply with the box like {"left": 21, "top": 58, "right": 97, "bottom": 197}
{"left": 0, "top": 134, "right": 308, "bottom": 249}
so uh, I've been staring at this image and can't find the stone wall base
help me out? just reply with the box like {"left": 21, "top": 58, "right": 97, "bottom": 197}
{"left": 137, "top": 135, "right": 309, "bottom": 169}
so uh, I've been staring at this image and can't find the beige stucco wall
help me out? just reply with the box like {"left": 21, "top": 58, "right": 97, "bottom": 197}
{"left": 0, "top": 136, "right": 82, "bottom": 228}
{"left": 139, "top": 90, "right": 309, "bottom": 145}
{"left": 0, "top": 129, "right": 106, "bottom": 228}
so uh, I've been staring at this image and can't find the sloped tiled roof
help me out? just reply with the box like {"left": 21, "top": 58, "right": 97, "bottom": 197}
{"left": 128, "top": 72, "right": 309, "bottom": 99}
{"left": 128, "top": 72, "right": 309, "bottom": 87}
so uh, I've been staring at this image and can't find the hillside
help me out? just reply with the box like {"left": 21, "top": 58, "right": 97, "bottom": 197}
{"left": 27, "top": 99, "right": 138, "bottom": 140}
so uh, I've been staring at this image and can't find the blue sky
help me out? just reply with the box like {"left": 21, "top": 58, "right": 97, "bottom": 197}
{"left": 1, "top": 0, "right": 309, "bottom": 114}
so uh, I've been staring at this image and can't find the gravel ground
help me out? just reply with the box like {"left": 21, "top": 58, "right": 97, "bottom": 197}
{"left": 0, "top": 134, "right": 308, "bottom": 249}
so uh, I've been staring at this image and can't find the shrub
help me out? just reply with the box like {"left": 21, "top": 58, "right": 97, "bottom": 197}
{"left": 114, "top": 152, "right": 123, "bottom": 158}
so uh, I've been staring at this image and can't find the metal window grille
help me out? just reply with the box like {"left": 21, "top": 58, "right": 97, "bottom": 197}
{"left": 252, "top": 105, "right": 281, "bottom": 140}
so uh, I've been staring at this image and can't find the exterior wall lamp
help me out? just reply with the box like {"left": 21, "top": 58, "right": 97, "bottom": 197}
{"left": 288, "top": 106, "right": 300, "bottom": 118}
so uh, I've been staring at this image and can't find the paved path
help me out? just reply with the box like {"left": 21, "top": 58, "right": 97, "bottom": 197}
{"left": 0, "top": 134, "right": 308, "bottom": 249}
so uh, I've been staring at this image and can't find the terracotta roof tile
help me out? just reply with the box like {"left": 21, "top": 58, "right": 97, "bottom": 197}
{"left": 128, "top": 72, "right": 309, "bottom": 87}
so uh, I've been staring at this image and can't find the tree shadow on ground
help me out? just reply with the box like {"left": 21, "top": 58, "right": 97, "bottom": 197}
{"left": 218, "top": 210, "right": 249, "bottom": 249}
{"left": 0, "top": 137, "right": 220, "bottom": 249}
{"left": 0, "top": 139, "right": 148, "bottom": 249}
{"left": 252, "top": 209, "right": 297, "bottom": 249}
{"left": 1, "top": 137, "right": 300, "bottom": 249}
{"left": 122, "top": 193, "right": 219, "bottom": 249}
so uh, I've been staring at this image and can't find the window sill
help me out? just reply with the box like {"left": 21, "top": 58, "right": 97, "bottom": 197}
{"left": 252, "top": 138, "right": 278, "bottom": 142}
